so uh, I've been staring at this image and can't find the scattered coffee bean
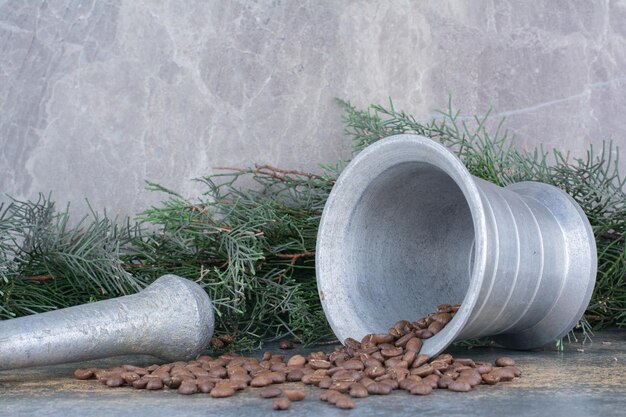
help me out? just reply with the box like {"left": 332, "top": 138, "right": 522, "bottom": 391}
{"left": 73, "top": 368, "right": 95, "bottom": 380}
{"left": 335, "top": 395, "right": 356, "bottom": 409}
{"left": 283, "top": 390, "right": 305, "bottom": 401}
{"left": 495, "top": 357, "right": 516, "bottom": 367}
{"left": 211, "top": 385, "right": 235, "bottom": 398}
{"left": 272, "top": 398, "right": 291, "bottom": 410}
{"left": 259, "top": 387, "right": 282, "bottom": 398}
{"left": 76, "top": 302, "right": 523, "bottom": 412}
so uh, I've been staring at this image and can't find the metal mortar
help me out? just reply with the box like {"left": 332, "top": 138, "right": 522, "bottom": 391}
{"left": 316, "top": 134, "right": 597, "bottom": 356}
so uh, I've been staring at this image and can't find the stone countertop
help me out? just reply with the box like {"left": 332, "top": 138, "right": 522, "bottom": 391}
{"left": 1, "top": 330, "right": 625, "bottom": 417}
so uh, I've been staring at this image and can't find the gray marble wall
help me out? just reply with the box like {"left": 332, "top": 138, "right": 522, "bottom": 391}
{"left": 1, "top": 0, "right": 625, "bottom": 218}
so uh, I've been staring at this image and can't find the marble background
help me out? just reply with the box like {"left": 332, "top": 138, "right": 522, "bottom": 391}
{"left": 1, "top": 0, "right": 625, "bottom": 218}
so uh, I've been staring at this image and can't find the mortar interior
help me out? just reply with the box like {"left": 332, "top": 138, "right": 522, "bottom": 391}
{"left": 344, "top": 161, "right": 475, "bottom": 335}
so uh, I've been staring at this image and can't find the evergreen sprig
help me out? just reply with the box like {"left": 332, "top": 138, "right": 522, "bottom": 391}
{"left": 1, "top": 98, "right": 624, "bottom": 349}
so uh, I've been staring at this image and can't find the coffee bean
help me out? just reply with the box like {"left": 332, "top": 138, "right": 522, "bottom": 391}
{"left": 211, "top": 385, "right": 235, "bottom": 398}
{"left": 349, "top": 383, "right": 369, "bottom": 398}
{"left": 455, "top": 358, "right": 476, "bottom": 367}
{"left": 381, "top": 347, "right": 403, "bottom": 358}
{"left": 250, "top": 375, "right": 273, "bottom": 387}
{"left": 132, "top": 378, "right": 149, "bottom": 389}
{"left": 309, "top": 359, "right": 331, "bottom": 369}
{"left": 475, "top": 362, "right": 493, "bottom": 374}
{"left": 505, "top": 366, "right": 522, "bottom": 377}
{"left": 278, "top": 340, "right": 294, "bottom": 350}
{"left": 106, "top": 376, "right": 125, "bottom": 387}
{"left": 259, "top": 387, "right": 282, "bottom": 398}
{"left": 344, "top": 338, "right": 361, "bottom": 350}
{"left": 410, "top": 383, "right": 433, "bottom": 395}
{"left": 495, "top": 357, "right": 516, "bottom": 367}
{"left": 286, "top": 369, "right": 304, "bottom": 382}
{"left": 411, "top": 364, "right": 434, "bottom": 377}
{"left": 393, "top": 319, "right": 411, "bottom": 330}
{"left": 272, "top": 398, "right": 291, "bottom": 410}
{"left": 405, "top": 338, "right": 423, "bottom": 353}
{"left": 197, "top": 381, "right": 214, "bottom": 393}
{"left": 287, "top": 355, "right": 306, "bottom": 367}
{"left": 342, "top": 359, "right": 364, "bottom": 371}
{"left": 367, "top": 382, "right": 392, "bottom": 395}
{"left": 335, "top": 395, "right": 356, "bottom": 409}
{"left": 482, "top": 373, "right": 500, "bottom": 385}
{"left": 437, "top": 375, "right": 454, "bottom": 389}
{"left": 427, "top": 321, "right": 444, "bottom": 334}
{"left": 177, "top": 380, "right": 197, "bottom": 395}
{"left": 448, "top": 381, "right": 472, "bottom": 392}
{"left": 394, "top": 333, "right": 415, "bottom": 348}
{"left": 121, "top": 372, "right": 140, "bottom": 384}
{"left": 146, "top": 378, "right": 164, "bottom": 390}
{"left": 73, "top": 368, "right": 95, "bottom": 380}
{"left": 283, "top": 390, "right": 305, "bottom": 401}
{"left": 491, "top": 367, "right": 515, "bottom": 381}
{"left": 318, "top": 377, "right": 333, "bottom": 389}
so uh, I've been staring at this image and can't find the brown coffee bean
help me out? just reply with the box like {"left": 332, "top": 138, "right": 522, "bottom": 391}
{"left": 372, "top": 333, "right": 395, "bottom": 345}
{"left": 286, "top": 369, "right": 304, "bottom": 382}
{"left": 388, "top": 327, "right": 403, "bottom": 338}
{"left": 495, "top": 357, "right": 516, "bottom": 367}
{"left": 332, "top": 370, "right": 361, "bottom": 382}
{"left": 342, "top": 359, "right": 364, "bottom": 371}
{"left": 405, "top": 338, "right": 423, "bottom": 353}
{"left": 269, "top": 371, "right": 286, "bottom": 384}
{"left": 283, "top": 390, "right": 305, "bottom": 401}
{"left": 475, "top": 362, "right": 493, "bottom": 374}
{"left": 414, "top": 329, "right": 434, "bottom": 339}
{"left": 318, "top": 377, "right": 333, "bottom": 389}
{"left": 287, "top": 355, "right": 305, "bottom": 367}
{"left": 211, "top": 385, "right": 235, "bottom": 398}
{"left": 432, "top": 312, "right": 452, "bottom": 324}
{"left": 273, "top": 398, "right": 291, "bottom": 410}
{"left": 177, "top": 380, "right": 197, "bottom": 395}
{"left": 411, "top": 364, "right": 434, "bottom": 377}
{"left": 360, "top": 377, "right": 375, "bottom": 387}
{"left": 448, "top": 381, "right": 472, "bottom": 392}
{"left": 455, "top": 358, "right": 476, "bottom": 367}
{"left": 197, "top": 381, "right": 214, "bottom": 393}
{"left": 412, "top": 353, "right": 430, "bottom": 368}
{"left": 349, "top": 383, "right": 369, "bottom": 398}
{"left": 250, "top": 375, "right": 273, "bottom": 387}
{"left": 326, "top": 390, "right": 343, "bottom": 404}
{"left": 74, "top": 368, "right": 95, "bottom": 380}
{"left": 329, "top": 381, "right": 352, "bottom": 393}
{"left": 482, "top": 373, "right": 500, "bottom": 385}
{"left": 145, "top": 378, "right": 163, "bottom": 390}
{"left": 367, "top": 382, "right": 392, "bottom": 395}
{"left": 394, "top": 333, "right": 415, "bottom": 348}
{"left": 379, "top": 379, "right": 399, "bottom": 390}
{"left": 335, "top": 396, "right": 356, "bottom": 409}
{"left": 410, "top": 383, "right": 433, "bottom": 395}
{"left": 132, "top": 378, "right": 149, "bottom": 389}
{"left": 365, "top": 366, "right": 385, "bottom": 378}
{"left": 491, "top": 367, "right": 515, "bottom": 381}
{"left": 502, "top": 366, "right": 521, "bottom": 377}
{"left": 399, "top": 378, "right": 420, "bottom": 391}
{"left": 106, "top": 376, "right": 125, "bottom": 387}
{"left": 259, "top": 387, "right": 282, "bottom": 398}
{"left": 344, "top": 338, "right": 361, "bottom": 350}
{"left": 437, "top": 375, "right": 454, "bottom": 389}
{"left": 121, "top": 372, "right": 140, "bottom": 384}
{"left": 381, "top": 347, "right": 404, "bottom": 358}
{"left": 436, "top": 304, "right": 453, "bottom": 313}
{"left": 427, "top": 321, "right": 444, "bottom": 334}
{"left": 278, "top": 339, "right": 294, "bottom": 350}
{"left": 309, "top": 359, "right": 331, "bottom": 369}
{"left": 145, "top": 364, "right": 159, "bottom": 372}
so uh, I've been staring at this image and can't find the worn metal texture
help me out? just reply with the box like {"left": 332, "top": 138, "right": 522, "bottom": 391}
{"left": 316, "top": 135, "right": 597, "bottom": 356}
{"left": 0, "top": 330, "right": 624, "bottom": 417}
{"left": 0, "top": 275, "right": 214, "bottom": 370}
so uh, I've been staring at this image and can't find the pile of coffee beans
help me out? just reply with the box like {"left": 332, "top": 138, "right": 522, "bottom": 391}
{"left": 74, "top": 304, "right": 521, "bottom": 411}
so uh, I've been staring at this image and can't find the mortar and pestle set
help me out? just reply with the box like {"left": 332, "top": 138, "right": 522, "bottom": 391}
{"left": 0, "top": 135, "right": 596, "bottom": 371}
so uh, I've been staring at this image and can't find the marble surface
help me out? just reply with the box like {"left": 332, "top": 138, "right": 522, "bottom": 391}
{"left": 1, "top": 0, "right": 625, "bottom": 218}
